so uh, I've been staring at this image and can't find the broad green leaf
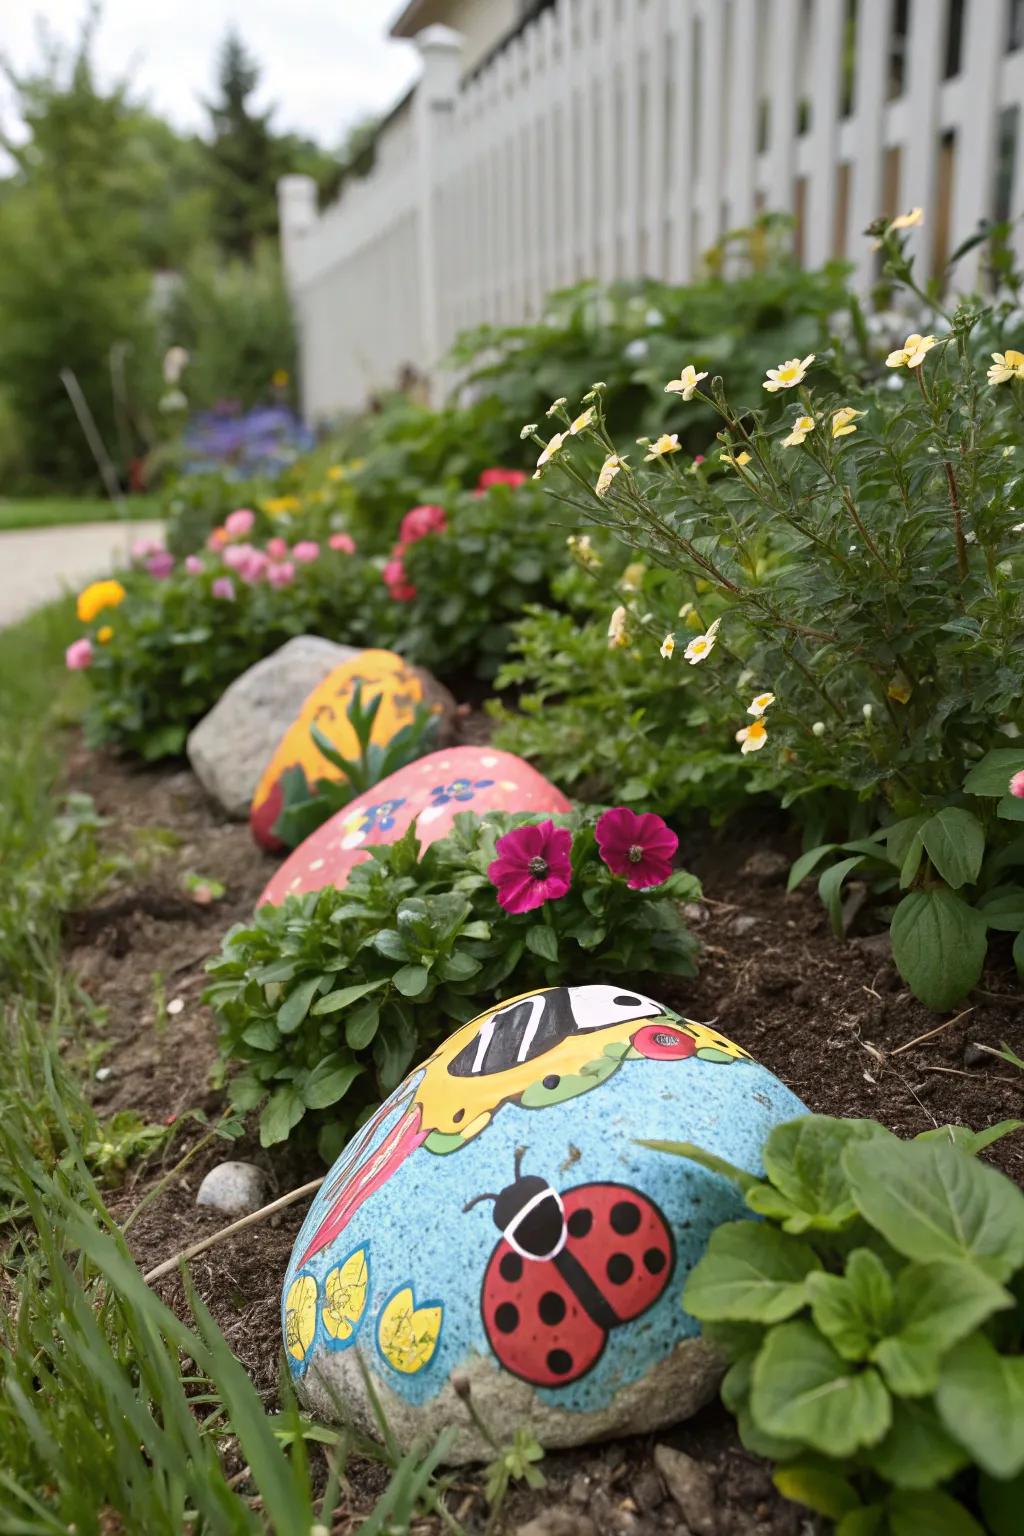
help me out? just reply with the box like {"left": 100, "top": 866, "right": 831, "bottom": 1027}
{"left": 807, "top": 1249, "right": 894, "bottom": 1361}
{"left": 936, "top": 1334, "right": 1024, "bottom": 1479}
{"left": 276, "top": 976, "right": 323, "bottom": 1035}
{"left": 864, "top": 1398, "right": 969, "bottom": 1490}
{"left": 963, "top": 748, "right": 1024, "bottom": 796}
{"left": 872, "top": 1260, "right": 1011, "bottom": 1397}
{"left": 241, "top": 1020, "right": 280, "bottom": 1051}
{"left": 844, "top": 1138, "right": 1024, "bottom": 1281}
{"left": 750, "top": 1116, "right": 889, "bottom": 1233}
{"left": 980, "top": 1470, "right": 1024, "bottom": 1536}
{"left": 525, "top": 923, "right": 559, "bottom": 962}
{"left": 787, "top": 843, "right": 838, "bottom": 893}
{"left": 392, "top": 963, "right": 430, "bottom": 998}
{"left": 885, "top": 1489, "right": 984, "bottom": 1536}
{"left": 435, "top": 949, "right": 482, "bottom": 982}
{"left": 898, "top": 833, "right": 925, "bottom": 890}
{"left": 977, "top": 888, "right": 1024, "bottom": 931}
{"left": 1016, "top": 928, "right": 1024, "bottom": 978}
{"left": 997, "top": 792, "right": 1024, "bottom": 821}
{"left": 915, "top": 1119, "right": 1024, "bottom": 1155}
{"left": 259, "top": 1085, "right": 305, "bottom": 1146}
{"left": 345, "top": 999, "right": 381, "bottom": 1050}
{"left": 819, "top": 856, "right": 865, "bottom": 937}
{"left": 253, "top": 958, "right": 299, "bottom": 984}
{"left": 683, "top": 1223, "right": 821, "bottom": 1323}
{"left": 889, "top": 889, "right": 987, "bottom": 1010}
{"left": 312, "top": 978, "right": 387, "bottom": 1015}
{"left": 372, "top": 929, "right": 410, "bottom": 962}
{"left": 750, "top": 1321, "right": 891, "bottom": 1457}
{"left": 773, "top": 1463, "right": 860, "bottom": 1520}
{"left": 302, "top": 1056, "right": 363, "bottom": 1110}
{"left": 919, "top": 808, "right": 985, "bottom": 889}
{"left": 837, "top": 1510, "right": 885, "bottom": 1536}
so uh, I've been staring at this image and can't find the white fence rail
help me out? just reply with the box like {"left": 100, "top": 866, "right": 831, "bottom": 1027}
{"left": 280, "top": 0, "right": 1024, "bottom": 423}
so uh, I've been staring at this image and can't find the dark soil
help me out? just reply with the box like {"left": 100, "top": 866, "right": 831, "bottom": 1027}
{"left": 60, "top": 732, "right": 1024, "bottom": 1536}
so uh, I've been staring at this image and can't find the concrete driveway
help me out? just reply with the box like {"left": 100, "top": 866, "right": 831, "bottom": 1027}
{"left": 0, "top": 520, "right": 164, "bottom": 627}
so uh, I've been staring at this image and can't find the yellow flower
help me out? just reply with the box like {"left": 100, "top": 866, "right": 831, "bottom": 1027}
{"left": 97, "top": 625, "right": 114, "bottom": 644}
{"left": 263, "top": 495, "right": 302, "bottom": 516}
{"left": 988, "top": 349, "right": 1024, "bottom": 385}
{"left": 326, "top": 464, "right": 345, "bottom": 481}
{"left": 660, "top": 632, "right": 676, "bottom": 660}
{"left": 645, "top": 433, "right": 681, "bottom": 461}
{"left": 271, "top": 368, "right": 290, "bottom": 388}
{"left": 885, "top": 333, "right": 936, "bottom": 369}
{"left": 782, "top": 414, "right": 816, "bottom": 448}
{"left": 568, "top": 406, "right": 594, "bottom": 435}
{"left": 621, "top": 562, "right": 646, "bottom": 592}
{"left": 683, "top": 616, "right": 721, "bottom": 665}
{"left": 832, "top": 407, "right": 865, "bottom": 439}
{"left": 890, "top": 207, "right": 924, "bottom": 231}
{"left": 533, "top": 431, "right": 565, "bottom": 477}
{"left": 720, "top": 450, "right": 752, "bottom": 468}
{"left": 736, "top": 719, "right": 768, "bottom": 754}
{"left": 747, "top": 692, "right": 775, "bottom": 717}
{"left": 77, "top": 579, "right": 126, "bottom": 624}
{"left": 664, "top": 364, "right": 708, "bottom": 401}
{"left": 567, "top": 534, "right": 601, "bottom": 569}
{"left": 595, "top": 452, "right": 626, "bottom": 497}
{"left": 763, "top": 354, "right": 814, "bottom": 393}
{"left": 607, "top": 605, "right": 629, "bottom": 649}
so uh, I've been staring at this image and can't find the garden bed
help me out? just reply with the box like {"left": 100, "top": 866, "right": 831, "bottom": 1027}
{"left": 61, "top": 734, "right": 1024, "bottom": 1535}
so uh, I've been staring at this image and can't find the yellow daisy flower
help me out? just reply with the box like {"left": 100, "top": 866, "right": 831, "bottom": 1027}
{"left": 736, "top": 719, "right": 768, "bottom": 754}
{"left": 763, "top": 354, "right": 814, "bottom": 393}
{"left": 97, "top": 625, "right": 114, "bottom": 644}
{"left": 569, "top": 406, "right": 594, "bottom": 435}
{"left": 683, "top": 616, "right": 721, "bottom": 665}
{"left": 988, "top": 349, "right": 1024, "bottom": 385}
{"left": 885, "top": 333, "right": 936, "bottom": 369}
{"left": 645, "top": 433, "right": 682, "bottom": 461}
{"left": 595, "top": 453, "right": 626, "bottom": 497}
{"left": 832, "top": 407, "right": 865, "bottom": 439}
{"left": 664, "top": 365, "right": 708, "bottom": 401}
{"left": 782, "top": 415, "right": 816, "bottom": 448}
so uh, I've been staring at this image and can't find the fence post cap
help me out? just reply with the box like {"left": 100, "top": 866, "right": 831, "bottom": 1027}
{"left": 415, "top": 23, "right": 463, "bottom": 55}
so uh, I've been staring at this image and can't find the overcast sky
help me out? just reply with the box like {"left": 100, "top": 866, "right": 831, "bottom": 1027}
{"left": 1, "top": 1, "right": 421, "bottom": 150}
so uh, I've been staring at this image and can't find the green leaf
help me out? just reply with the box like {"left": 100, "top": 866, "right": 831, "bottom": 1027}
{"left": 819, "top": 856, "right": 865, "bottom": 937}
{"left": 885, "top": 1489, "right": 984, "bottom": 1536}
{"left": 525, "top": 923, "right": 559, "bottom": 962}
{"left": 276, "top": 976, "right": 323, "bottom": 1035}
{"left": 844, "top": 1137, "right": 1024, "bottom": 1281}
{"left": 787, "top": 843, "right": 838, "bottom": 893}
{"left": 872, "top": 1260, "right": 1012, "bottom": 1397}
{"left": 919, "top": 808, "right": 985, "bottom": 889}
{"left": 889, "top": 889, "right": 987, "bottom": 1010}
{"left": 977, "top": 889, "right": 1024, "bottom": 931}
{"left": 312, "top": 978, "right": 387, "bottom": 1015}
{"left": 807, "top": 1249, "right": 894, "bottom": 1361}
{"left": 772, "top": 1463, "right": 860, "bottom": 1520}
{"left": 980, "top": 1469, "right": 1024, "bottom": 1536}
{"left": 963, "top": 748, "right": 1024, "bottom": 796}
{"left": 1016, "top": 928, "right": 1024, "bottom": 978}
{"left": 392, "top": 963, "right": 430, "bottom": 998}
{"left": 683, "top": 1222, "right": 821, "bottom": 1323}
{"left": 936, "top": 1334, "right": 1024, "bottom": 1479}
{"left": 241, "top": 1020, "right": 280, "bottom": 1051}
{"left": 641, "top": 1139, "right": 763, "bottom": 1195}
{"left": 259, "top": 1085, "right": 305, "bottom": 1146}
{"left": 864, "top": 1398, "right": 969, "bottom": 1490}
{"left": 372, "top": 929, "right": 410, "bottom": 962}
{"left": 435, "top": 949, "right": 482, "bottom": 982}
{"left": 913, "top": 1119, "right": 1023, "bottom": 1156}
{"left": 302, "top": 1056, "right": 363, "bottom": 1111}
{"left": 997, "top": 792, "right": 1024, "bottom": 821}
{"left": 837, "top": 1510, "right": 885, "bottom": 1536}
{"left": 749, "top": 1116, "right": 889, "bottom": 1233}
{"left": 750, "top": 1321, "right": 891, "bottom": 1457}
{"left": 345, "top": 999, "right": 381, "bottom": 1050}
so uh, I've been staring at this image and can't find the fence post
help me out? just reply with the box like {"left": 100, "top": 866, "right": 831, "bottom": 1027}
{"left": 277, "top": 174, "right": 318, "bottom": 285}
{"left": 413, "top": 25, "right": 463, "bottom": 400}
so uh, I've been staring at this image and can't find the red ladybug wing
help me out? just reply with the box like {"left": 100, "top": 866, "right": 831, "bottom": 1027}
{"left": 561, "top": 1184, "right": 674, "bottom": 1323}
{"left": 481, "top": 1239, "right": 606, "bottom": 1388}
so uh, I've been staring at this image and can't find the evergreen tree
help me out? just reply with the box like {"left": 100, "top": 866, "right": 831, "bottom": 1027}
{"left": 203, "top": 30, "right": 279, "bottom": 258}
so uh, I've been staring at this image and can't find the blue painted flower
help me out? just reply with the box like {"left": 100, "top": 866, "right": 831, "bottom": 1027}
{"left": 358, "top": 798, "right": 407, "bottom": 832}
{"left": 428, "top": 778, "right": 495, "bottom": 807}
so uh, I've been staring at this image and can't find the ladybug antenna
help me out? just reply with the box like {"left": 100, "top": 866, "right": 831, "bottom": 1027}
{"left": 514, "top": 1144, "right": 527, "bottom": 1180}
{"left": 463, "top": 1190, "right": 498, "bottom": 1213}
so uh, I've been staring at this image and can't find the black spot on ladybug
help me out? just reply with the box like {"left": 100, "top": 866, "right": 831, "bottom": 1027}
{"left": 453, "top": 1108, "right": 465, "bottom": 1123}
{"left": 606, "top": 1252, "right": 634, "bottom": 1285}
{"left": 644, "top": 1247, "right": 667, "bottom": 1275}
{"left": 495, "top": 1302, "right": 519, "bottom": 1333}
{"left": 542, "top": 1074, "right": 560, "bottom": 1090}
{"left": 567, "top": 1207, "right": 592, "bottom": 1238}
{"left": 547, "top": 1348, "right": 573, "bottom": 1376}
{"left": 539, "top": 1290, "right": 566, "bottom": 1326}
{"left": 613, "top": 994, "right": 640, "bottom": 1006}
{"left": 500, "top": 1252, "right": 523, "bottom": 1283}
{"left": 610, "top": 1200, "right": 641, "bottom": 1235}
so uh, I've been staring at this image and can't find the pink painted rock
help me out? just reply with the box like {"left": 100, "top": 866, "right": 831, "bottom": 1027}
{"left": 258, "top": 746, "right": 572, "bottom": 907}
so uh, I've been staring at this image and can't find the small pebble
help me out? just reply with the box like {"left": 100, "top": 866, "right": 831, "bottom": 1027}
{"left": 196, "top": 1161, "right": 268, "bottom": 1216}
{"left": 730, "top": 914, "right": 758, "bottom": 937}
{"left": 632, "top": 1465, "right": 666, "bottom": 1513}
{"left": 94, "top": 1066, "right": 114, "bottom": 1083}
{"left": 652, "top": 1446, "right": 716, "bottom": 1536}
{"left": 514, "top": 1509, "right": 596, "bottom": 1536}
{"left": 167, "top": 998, "right": 185, "bottom": 1016}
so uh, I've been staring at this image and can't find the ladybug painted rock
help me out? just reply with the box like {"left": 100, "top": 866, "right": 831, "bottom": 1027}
{"left": 281, "top": 985, "right": 807, "bottom": 1462}
{"left": 258, "top": 746, "right": 571, "bottom": 906}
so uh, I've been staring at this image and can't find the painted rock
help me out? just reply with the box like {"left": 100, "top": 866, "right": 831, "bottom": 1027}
{"left": 281, "top": 985, "right": 807, "bottom": 1462}
{"left": 250, "top": 649, "right": 456, "bottom": 851}
{"left": 258, "top": 745, "right": 571, "bottom": 906}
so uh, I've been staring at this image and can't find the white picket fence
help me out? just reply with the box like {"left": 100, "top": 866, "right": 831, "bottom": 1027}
{"left": 279, "top": 0, "right": 1024, "bottom": 423}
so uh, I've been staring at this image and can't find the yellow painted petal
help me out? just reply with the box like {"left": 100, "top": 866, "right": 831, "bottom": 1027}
{"left": 322, "top": 1247, "right": 369, "bottom": 1343}
{"left": 377, "top": 1285, "right": 443, "bottom": 1374}
{"left": 284, "top": 1273, "right": 318, "bottom": 1365}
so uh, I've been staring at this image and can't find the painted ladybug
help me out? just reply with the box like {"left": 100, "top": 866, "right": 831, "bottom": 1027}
{"left": 468, "top": 1151, "right": 675, "bottom": 1388}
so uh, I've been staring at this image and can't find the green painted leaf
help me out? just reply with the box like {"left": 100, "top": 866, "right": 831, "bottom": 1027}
{"left": 683, "top": 1223, "right": 821, "bottom": 1323}
{"left": 844, "top": 1138, "right": 1024, "bottom": 1281}
{"left": 276, "top": 976, "right": 323, "bottom": 1035}
{"left": 864, "top": 1398, "right": 969, "bottom": 1490}
{"left": 807, "top": 1248, "right": 894, "bottom": 1361}
{"left": 312, "top": 978, "right": 388, "bottom": 1015}
{"left": 963, "top": 748, "right": 1024, "bottom": 796}
{"left": 936, "top": 1334, "right": 1024, "bottom": 1479}
{"left": 889, "top": 889, "right": 987, "bottom": 1010}
{"left": 885, "top": 1489, "right": 984, "bottom": 1536}
{"left": 872, "top": 1260, "right": 1012, "bottom": 1397}
{"left": 919, "top": 808, "right": 985, "bottom": 889}
{"left": 750, "top": 1321, "right": 891, "bottom": 1457}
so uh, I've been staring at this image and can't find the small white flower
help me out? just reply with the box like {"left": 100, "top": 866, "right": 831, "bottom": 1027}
{"left": 812, "top": 721, "right": 826, "bottom": 737}
{"left": 665, "top": 364, "right": 709, "bottom": 402}
{"left": 862, "top": 703, "right": 873, "bottom": 721}
{"left": 645, "top": 433, "right": 681, "bottom": 461}
{"left": 683, "top": 616, "right": 721, "bottom": 665}
{"left": 607, "top": 605, "right": 629, "bottom": 649}
{"left": 520, "top": 422, "right": 538, "bottom": 439}
{"left": 660, "top": 632, "right": 676, "bottom": 660}
{"left": 596, "top": 453, "right": 626, "bottom": 497}
{"left": 747, "top": 692, "right": 776, "bottom": 718}
{"left": 534, "top": 431, "right": 565, "bottom": 477}
{"left": 569, "top": 406, "right": 594, "bottom": 435}
{"left": 763, "top": 354, "right": 814, "bottom": 393}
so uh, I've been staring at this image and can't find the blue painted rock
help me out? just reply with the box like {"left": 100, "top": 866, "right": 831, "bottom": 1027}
{"left": 281, "top": 985, "right": 806, "bottom": 1461}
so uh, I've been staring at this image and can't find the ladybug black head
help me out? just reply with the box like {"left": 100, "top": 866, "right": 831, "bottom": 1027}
{"left": 464, "top": 1150, "right": 567, "bottom": 1261}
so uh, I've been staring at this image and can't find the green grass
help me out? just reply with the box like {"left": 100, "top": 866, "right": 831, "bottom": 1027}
{"left": 0, "top": 495, "right": 160, "bottom": 532}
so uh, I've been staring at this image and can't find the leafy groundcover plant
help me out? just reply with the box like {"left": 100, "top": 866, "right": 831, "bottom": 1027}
{"left": 651, "top": 1115, "right": 1024, "bottom": 1536}
{"left": 205, "top": 810, "right": 700, "bottom": 1162}
{"left": 531, "top": 220, "right": 1024, "bottom": 1008}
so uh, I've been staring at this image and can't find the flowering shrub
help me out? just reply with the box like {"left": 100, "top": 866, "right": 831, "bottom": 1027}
{"left": 653, "top": 1115, "right": 1024, "bottom": 1536}
{"left": 531, "top": 222, "right": 1024, "bottom": 1008}
{"left": 205, "top": 810, "right": 700, "bottom": 1159}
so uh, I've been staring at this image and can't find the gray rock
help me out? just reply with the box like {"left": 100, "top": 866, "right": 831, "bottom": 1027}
{"left": 515, "top": 1510, "right": 596, "bottom": 1536}
{"left": 652, "top": 1447, "right": 716, "bottom": 1535}
{"left": 196, "top": 1161, "right": 268, "bottom": 1216}
{"left": 187, "top": 637, "right": 360, "bottom": 818}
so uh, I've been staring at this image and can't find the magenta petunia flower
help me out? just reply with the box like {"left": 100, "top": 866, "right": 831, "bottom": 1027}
{"left": 595, "top": 807, "right": 678, "bottom": 889}
{"left": 487, "top": 820, "right": 572, "bottom": 914}
{"left": 383, "top": 556, "right": 417, "bottom": 602}
{"left": 1010, "top": 770, "right": 1024, "bottom": 799}
{"left": 65, "top": 637, "right": 93, "bottom": 671}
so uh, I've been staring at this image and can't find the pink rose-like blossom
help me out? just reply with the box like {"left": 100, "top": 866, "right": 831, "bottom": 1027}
{"left": 221, "top": 542, "right": 253, "bottom": 571}
{"left": 146, "top": 549, "right": 175, "bottom": 580}
{"left": 292, "top": 539, "right": 320, "bottom": 563}
{"left": 267, "top": 560, "right": 295, "bottom": 589}
{"left": 329, "top": 532, "right": 356, "bottom": 554}
{"left": 1010, "top": 770, "right": 1024, "bottom": 799}
{"left": 266, "top": 536, "right": 288, "bottom": 559}
{"left": 239, "top": 549, "right": 269, "bottom": 583}
{"left": 131, "top": 537, "right": 160, "bottom": 563}
{"left": 399, "top": 503, "right": 447, "bottom": 545}
{"left": 185, "top": 555, "right": 204, "bottom": 575}
{"left": 488, "top": 820, "right": 573, "bottom": 914}
{"left": 477, "top": 467, "right": 528, "bottom": 492}
{"left": 595, "top": 807, "right": 678, "bottom": 889}
{"left": 224, "top": 507, "right": 255, "bottom": 537}
{"left": 212, "top": 576, "right": 236, "bottom": 601}
{"left": 65, "top": 637, "right": 94, "bottom": 671}
{"left": 383, "top": 557, "right": 417, "bottom": 602}
{"left": 207, "top": 527, "right": 229, "bottom": 551}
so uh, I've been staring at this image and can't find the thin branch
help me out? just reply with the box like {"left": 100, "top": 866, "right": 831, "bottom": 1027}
{"left": 143, "top": 1176, "right": 325, "bottom": 1285}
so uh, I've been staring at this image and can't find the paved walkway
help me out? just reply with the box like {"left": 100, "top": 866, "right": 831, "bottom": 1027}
{"left": 0, "top": 520, "right": 164, "bottom": 628}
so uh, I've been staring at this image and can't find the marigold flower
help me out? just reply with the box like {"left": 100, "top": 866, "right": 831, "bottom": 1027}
{"left": 487, "top": 820, "right": 572, "bottom": 913}
{"left": 97, "top": 625, "right": 113, "bottom": 644}
{"left": 660, "top": 632, "right": 675, "bottom": 660}
{"left": 763, "top": 354, "right": 814, "bottom": 392}
{"left": 747, "top": 692, "right": 775, "bottom": 717}
{"left": 782, "top": 414, "right": 816, "bottom": 448}
{"left": 645, "top": 433, "right": 681, "bottom": 461}
{"left": 736, "top": 719, "right": 768, "bottom": 754}
{"left": 683, "top": 616, "right": 721, "bottom": 665}
{"left": 832, "top": 407, "right": 864, "bottom": 439}
{"left": 76, "top": 579, "right": 126, "bottom": 624}
{"left": 569, "top": 407, "right": 594, "bottom": 435}
{"left": 534, "top": 431, "right": 565, "bottom": 476}
{"left": 595, "top": 807, "right": 678, "bottom": 889}
{"left": 1010, "top": 770, "right": 1024, "bottom": 799}
{"left": 988, "top": 349, "right": 1024, "bottom": 385}
{"left": 664, "top": 365, "right": 708, "bottom": 401}
{"left": 886, "top": 333, "right": 936, "bottom": 369}
{"left": 65, "top": 637, "right": 93, "bottom": 671}
{"left": 607, "top": 605, "right": 629, "bottom": 649}
{"left": 595, "top": 453, "right": 625, "bottom": 497}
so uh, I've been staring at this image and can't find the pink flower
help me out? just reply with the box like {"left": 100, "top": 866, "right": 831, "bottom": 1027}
{"left": 1010, "top": 771, "right": 1024, "bottom": 799}
{"left": 225, "top": 507, "right": 255, "bottom": 537}
{"left": 146, "top": 550, "right": 175, "bottom": 580}
{"left": 329, "top": 532, "right": 356, "bottom": 554}
{"left": 267, "top": 560, "right": 295, "bottom": 588}
{"left": 131, "top": 537, "right": 159, "bottom": 563}
{"left": 212, "top": 576, "right": 236, "bottom": 600}
{"left": 487, "top": 820, "right": 572, "bottom": 914}
{"left": 383, "top": 557, "right": 417, "bottom": 602}
{"left": 595, "top": 807, "right": 678, "bottom": 889}
{"left": 221, "top": 542, "right": 253, "bottom": 571}
{"left": 65, "top": 637, "right": 94, "bottom": 671}
{"left": 399, "top": 503, "right": 447, "bottom": 544}
{"left": 477, "top": 467, "right": 527, "bottom": 491}
{"left": 184, "top": 555, "right": 204, "bottom": 575}
{"left": 266, "top": 536, "right": 289, "bottom": 559}
{"left": 239, "top": 549, "right": 269, "bottom": 583}
{"left": 292, "top": 540, "right": 320, "bottom": 563}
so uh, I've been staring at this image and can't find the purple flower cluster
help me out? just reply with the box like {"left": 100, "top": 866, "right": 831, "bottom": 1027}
{"left": 181, "top": 405, "right": 314, "bottom": 478}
